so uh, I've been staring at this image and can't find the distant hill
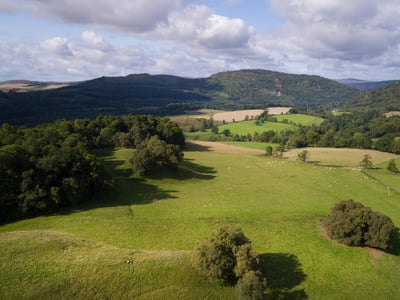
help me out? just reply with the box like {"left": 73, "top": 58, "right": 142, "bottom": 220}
{"left": 0, "top": 70, "right": 360, "bottom": 125}
{"left": 343, "top": 81, "right": 400, "bottom": 111}
{"left": 210, "top": 69, "right": 359, "bottom": 108}
{"left": 335, "top": 78, "right": 397, "bottom": 91}
{"left": 0, "top": 80, "right": 70, "bottom": 92}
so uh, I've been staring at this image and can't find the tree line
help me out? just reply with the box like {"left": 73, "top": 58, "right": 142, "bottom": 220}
{"left": 0, "top": 115, "right": 185, "bottom": 222}
{"left": 192, "top": 111, "right": 400, "bottom": 154}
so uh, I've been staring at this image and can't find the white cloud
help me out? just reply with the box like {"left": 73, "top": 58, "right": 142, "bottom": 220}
{"left": 1, "top": 0, "right": 400, "bottom": 81}
{"left": 81, "top": 31, "right": 112, "bottom": 51}
{"left": 24, "top": 0, "right": 183, "bottom": 33}
{"left": 270, "top": 0, "right": 400, "bottom": 61}
{"left": 40, "top": 37, "right": 72, "bottom": 56}
{"left": 150, "top": 5, "right": 255, "bottom": 49}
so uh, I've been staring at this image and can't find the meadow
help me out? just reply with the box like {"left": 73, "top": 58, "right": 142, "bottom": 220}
{"left": 1, "top": 144, "right": 400, "bottom": 299}
{"left": 218, "top": 120, "right": 296, "bottom": 135}
{"left": 274, "top": 114, "right": 324, "bottom": 126}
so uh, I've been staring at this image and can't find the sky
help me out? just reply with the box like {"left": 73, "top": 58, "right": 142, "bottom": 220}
{"left": 1, "top": 0, "right": 400, "bottom": 82}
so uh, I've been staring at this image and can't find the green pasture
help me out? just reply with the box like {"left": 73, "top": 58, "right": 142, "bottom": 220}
{"left": 1, "top": 146, "right": 400, "bottom": 299}
{"left": 274, "top": 114, "right": 324, "bottom": 126}
{"left": 218, "top": 120, "right": 296, "bottom": 135}
{"left": 184, "top": 130, "right": 215, "bottom": 140}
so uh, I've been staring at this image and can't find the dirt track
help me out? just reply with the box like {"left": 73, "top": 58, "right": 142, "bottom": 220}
{"left": 186, "top": 140, "right": 265, "bottom": 155}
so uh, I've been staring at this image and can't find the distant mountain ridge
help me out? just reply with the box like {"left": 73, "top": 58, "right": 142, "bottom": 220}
{"left": 335, "top": 78, "right": 398, "bottom": 91}
{"left": 0, "top": 69, "right": 361, "bottom": 125}
{"left": 343, "top": 80, "right": 400, "bottom": 111}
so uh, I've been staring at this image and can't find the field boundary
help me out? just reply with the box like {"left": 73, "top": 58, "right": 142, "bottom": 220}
{"left": 362, "top": 170, "right": 400, "bottom": 194}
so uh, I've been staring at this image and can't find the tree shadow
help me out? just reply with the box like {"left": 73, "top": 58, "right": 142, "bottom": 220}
{"left": 260, "top": 253, "right": 308, "bottom": 300}
{"left": 390, "top": 228, "right": 400, "bottom": 256}
{"left": 183, "top": 140, "right": 213, "bottom": 152}
{"left": 147, "top": 158, "right": 216, "bottom": 180}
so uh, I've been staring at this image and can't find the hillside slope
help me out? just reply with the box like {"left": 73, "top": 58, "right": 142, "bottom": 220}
{"left": 210, "top": 69, "right": 359, "bottom": 107}
{"left": 343, "top": 81, "right": 400, "bottom": 111}
{"left": 0, "top": 70, "right": 360, "bottom": 125}
{"left": 336, "top": 78, "right": 397, "bottom": 91}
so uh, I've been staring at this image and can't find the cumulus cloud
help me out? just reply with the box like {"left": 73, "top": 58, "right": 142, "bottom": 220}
{"left": 151, "top": 5, "right": 255, "bottom": 49}
{"left": 1, "top": 0, "right": 400, "bottom": 81}
{"left": 270, "top": 0, "right": 400, "bottom": 61}
{"left": 0, "top": 1, "right": 256, "bottom": 51}
{"left": 81, "top": 31, "right": 112, "bottom": 51}
{"left": 40, "top": 37, "right": 72, "bottom": 56}
{"left": 22, "top": 0, "right": 183, "bottom": 33}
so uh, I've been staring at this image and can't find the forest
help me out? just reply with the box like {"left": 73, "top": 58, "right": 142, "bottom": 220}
{"left": 0, "top": 115, "right": 185, "bottom": 222}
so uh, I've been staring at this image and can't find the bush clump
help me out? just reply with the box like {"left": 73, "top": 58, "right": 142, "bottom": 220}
{"left": 323, "top": 200, "right": 396, "bottom": 251}
{"left": 192, "top": 226, "right": 267, "bottom": 299}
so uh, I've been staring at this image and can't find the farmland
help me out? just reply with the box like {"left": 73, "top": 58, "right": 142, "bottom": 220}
{"left": 1, "top": 143, "right": 399, "bottom": 299}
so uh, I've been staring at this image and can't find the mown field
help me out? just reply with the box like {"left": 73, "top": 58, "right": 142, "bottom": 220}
{"left": 1, "top": 144, "right": 400, "bottom": 299}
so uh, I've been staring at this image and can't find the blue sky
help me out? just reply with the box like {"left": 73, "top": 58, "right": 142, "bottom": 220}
{"left": 1, "top": 0, "right": 399, "bottom": 81}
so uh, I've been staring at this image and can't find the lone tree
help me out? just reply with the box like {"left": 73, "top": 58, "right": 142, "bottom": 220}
{"left": 192, "top": 226, "right": 267, "bottom": 299}
{"left": 297, "top": 150, "right": 309, "bottom": 163}
{"left": 265, "top": 146, "right": 273, "bottom": 157}
{"left": 387, "top": 159, "right": 399, "bottom": 173}
{"left": 359, "top": 154, "right": 373, "bottom": 169}
{"left": 323, "top": 200, "right": 396, "bottom": 252}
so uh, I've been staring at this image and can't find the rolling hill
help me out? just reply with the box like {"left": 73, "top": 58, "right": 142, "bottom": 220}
{"left": 0, "top": 70, "right": 360, "bottom": 125}
{"left": 336, "top": 78, "right": 398, "bottom": 91}
{"left": 343, "top": 81, "right": 400, "bottom": 111}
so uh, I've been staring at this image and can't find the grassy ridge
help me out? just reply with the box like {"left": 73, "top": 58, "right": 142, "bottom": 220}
{"left": 1, "top": 147, "right": 400, "bottom": 299}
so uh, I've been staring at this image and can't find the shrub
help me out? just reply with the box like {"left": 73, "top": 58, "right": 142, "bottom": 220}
{"left": 323, "top": 200, "right": 396, "bottom": 251}
{"left": 387, "top": 159, "right": 399, "bottom": 173}
{"left": 236, "top": 270, "right": 267, "bottom": 300}
{"left": 192, "top": 226, "right": 265, "bottom": 287}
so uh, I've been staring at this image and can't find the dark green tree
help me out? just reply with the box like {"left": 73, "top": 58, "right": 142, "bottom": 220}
{"left": 192, "top": 226, "right": 266, "bottom": 289}
{"left": 265, "top": 146, "right": 273, "bottom": 156}
{"left": 387, "top": 159, "right": 399, "bottom": 173}
{"left": 359, "top": 154, "right": 373, "bottom": 169}
{"left": 130, "top": 135, "right": 183, "bottom": 176}
{"left": 323, "top": 200, "right": 396, "bottom": 251}
{"left": 297, "top": 150, "right": 309, "bottom": 163}
{"left": 236, "top": 270, "right": 267, "bottom": 300}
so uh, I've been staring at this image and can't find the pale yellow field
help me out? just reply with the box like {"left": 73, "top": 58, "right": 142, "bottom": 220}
{"left": 212, "top": 107, "right": 292, "bottom": 123}
{"left": 284, "top": 147, "right": 399, "bottom": 167}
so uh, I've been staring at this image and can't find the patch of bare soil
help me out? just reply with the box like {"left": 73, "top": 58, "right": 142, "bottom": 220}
{"left": 187, "top": 140, "right": 265, "bottom": 155}
{"left": 213, "top": 109, "right": 265, "bottom": 123}
{"left": 267, "top": 107, "right": 292, "bottom": 115}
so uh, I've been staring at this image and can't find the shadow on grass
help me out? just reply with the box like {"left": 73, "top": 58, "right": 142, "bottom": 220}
{"left": 390, "top": 228, "right": 400, "bottom": 256}
{"left": 260, "top": 253, "right": 308, "bottom": 300}
{"left": 147, "top": 158, "right": 216, "bottom": 180}
{"left": 0, "top": 147, "right": 216, "bottom": 224}
{"left": 183, "top": 140, "right": 213, "bottom": 152}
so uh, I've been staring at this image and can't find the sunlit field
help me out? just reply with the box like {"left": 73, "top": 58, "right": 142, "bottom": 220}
{"left": 1, "top": 145, "right": 400, "bottom": 299}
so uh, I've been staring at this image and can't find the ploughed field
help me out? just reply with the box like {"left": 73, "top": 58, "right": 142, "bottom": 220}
{"left": 1, "top": 143, "right": 400, "bottom": 299}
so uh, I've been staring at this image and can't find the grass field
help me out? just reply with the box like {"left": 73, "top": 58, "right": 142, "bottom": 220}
{"left": 274, "top": 114, "right": 324, "bottom": 126}
{"left": 1, "top": 144, "right": 400, "bottom": 299}
{"left": 284, "top": 147, "right": 399, "bottom": 167}
{"left": 218, "top": 120, "right": 296, "bottom": 135}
